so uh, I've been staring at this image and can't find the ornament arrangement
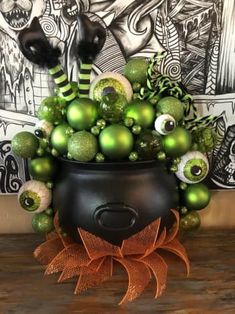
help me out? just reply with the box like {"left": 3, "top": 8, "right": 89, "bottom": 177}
{"left": 11, "top": 15, "right": 217, "bottom": 304}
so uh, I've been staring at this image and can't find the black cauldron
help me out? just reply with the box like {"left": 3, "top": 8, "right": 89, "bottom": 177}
{"left": 53, "top": 159, "right": 178, "bottom": 245}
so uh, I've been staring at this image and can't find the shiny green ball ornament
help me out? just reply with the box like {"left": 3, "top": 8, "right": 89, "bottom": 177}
{"left": 124, "top": 100, "right": 155, "bottom": 128}
{"left": 157, "top": 151, "right": 166, "bottom": 161}
{"left": 29, "top": 157, "right": 57, "bottom": 182}
{"left": 124, "top": 58, "right": 149, "bottom": 85}
{"left": 50, "top": 123, "right": 74, "bottom": 155}
{"left": 162, "top": 127, "right": 192, "bottom": 157}
{"left": 96, "top": 153, "right": 105, "bottom": 163}
{"left": 129, "top": 151, "right": 138, "bottom": 162}
{"left": 67, "top": 98, "right": 98, "bottom": 131}
{"left": 32, "top": 212, "right": 54, "bottom": 234}
{"left": 37, "top": 96, "right": 66, "bottom": 124}
{"left": 183, "top": 183, "right": 211, "bottom": 211}
{"left": 12, "top": 132, "right": 39, "bottom": 158}
{"left": 132, "top": 125, "right": 142, "bottom": 135}
{"left": 135, "top": 130, "right": 162, "bottom": 160}
{"left": 157, "top": 96, "right": 184, "bottom": 121}
{"left": 99, "top": 124, "right": 134, "bottom": 160}
{"left": 68, "top": 131, "right": 98, "bottom": 162}
{"left": 180, "top": 211, "right": 201, "bottom": 231}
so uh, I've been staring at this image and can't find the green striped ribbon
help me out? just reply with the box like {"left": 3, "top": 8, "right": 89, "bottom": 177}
{"left": 49, "top": 64, "right": 76, "bottom": 102}
{"left": 78, "top": 63, "right": 92, "bottom": 98}
{"left": 185, "top": 115, "right": 219, "bottom": 131}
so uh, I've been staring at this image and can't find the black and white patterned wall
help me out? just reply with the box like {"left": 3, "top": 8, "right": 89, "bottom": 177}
{"left": 0, "top": 0, "right": 234, "bottom": 193}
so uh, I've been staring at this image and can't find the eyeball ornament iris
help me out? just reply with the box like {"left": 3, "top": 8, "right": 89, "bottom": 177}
{"left": 154, "top": 114, "right": 176, "bottom": 135}
{"left": 176, "top": 151, "right": 209, "bottom": 184}
{"left": 18, "top": 180, "right": 52, "bottom": 213}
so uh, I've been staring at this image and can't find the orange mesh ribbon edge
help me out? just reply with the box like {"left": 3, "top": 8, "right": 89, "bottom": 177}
{"left": 34, "top": 209, "right": 190, "bottom": 305}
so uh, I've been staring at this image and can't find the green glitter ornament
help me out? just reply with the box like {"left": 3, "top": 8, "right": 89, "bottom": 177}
{"left": 192, "top": 128, "right": 217, "bottom": 153}
{"left": 135, "top": 130, "right": 162, "bottom": 160}
{"left": 37, "top": 96, "right": 66, "bottom": 124}
{"left": 68, "top": 131, "right": 98, "bottom": 162}
{"left": 180, "top": 211, "right": 201, "bottom": 231}
{"left": 32, "top": 212, "right": 54, "bottom": 234}
{"left": 124, "top": 58, "right": 148, "bottom": 86}
{"left": 156, "top": 96, "right": 184, "bottom": 122}
{"left": 12, "top": 132, "right": 39, "bottom": 158}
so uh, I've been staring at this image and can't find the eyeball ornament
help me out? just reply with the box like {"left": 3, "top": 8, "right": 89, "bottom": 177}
{"left": 176, "top": 151, "right": 209, "bottom": 184}
{"left": 18, "top": 180, "right": 52, "bottom": 213}
{"left": 35, "top": 120, "right": 54, "bottom": 139}
{"left": 154, "top": 114, "right": 176, "bottom": 135}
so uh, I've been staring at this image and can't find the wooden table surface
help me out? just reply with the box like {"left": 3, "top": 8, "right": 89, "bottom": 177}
{"left": 0, "top": 231, "right": 234, "bottom": 314}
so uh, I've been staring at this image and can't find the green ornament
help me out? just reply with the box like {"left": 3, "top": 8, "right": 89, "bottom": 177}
{"left": 12, "top": 132, "right": 39, "bottom": 158}
{"left": 132, "top": 125, "right": 142, "bottom": 135}
{"left": 96, "top": 153, "right": 105, "bottom": 163}
{"left": 29, "top": 157, "right": 57, "bottom": 182}
{"left": 192, "top": 128, "right": 217, "bottom": 153}
{"left": 45, "top": 207, "right": 54, "bottom": 216}
{"left": 91, "top": 126, "right": 101, "bottom": 136}
{"left": 96, "top": 119, "right": 106, "bottom": 129}
{"left": 37, "top": 96, "right": 66, "bottom": 124}
{"left": 124, "top": 58, "right": 148, "bottom": 85}
{"left": 99, "top": 124, "right": 134, "bottom": 160}
{"left": 180, "top": 207, "right": 188, "bottom": 215}
{"left": 180, "top": 211, "right": 201, "bottom": 231}
{"left": 124, "top": 100, "right": 155, "bottom": 128}
{"left": 135, "top": 130, "right": 162, "bottom": 160}
{"left": 157, "top": 151, "right": 166, "bottom": 161}
{"left": 170, "top": 165, "right": 178, "bottom": 173}
{"left": 157, "top": 96, "right": 184, "bottom": 121}
{"left": 68, "top": 131, "right": 98, "bottom": 162}
{"left": 50, "top": 123, "right": 74, "bottom": 155}
{"left": 162, "top": 127, "right": 192, "bottom": 157}
{"left": 36, "top": 147, "right": 45, "bottom": 157}
{"left": 180, "top": 182, "right": 188, "bottom": 190}
{"left": 132, "top": 82, "right": 141, "bottom": 92}
{"left": 67, "top": 98, "right": 98, "bottom": 131}
{"left": 124, "top": 117, "right": 134, "bottom": 127}
{"left": 32, "top": 212, "right": 54, "bottom": 234}
{"left": 183, "top": 183, "right": 211, "bottom": 211}
{"left": 99, "top": 89, "right": 128, "bottom": 123}
{"left": 129, "top": 151, "right": 139, "bottom": 162}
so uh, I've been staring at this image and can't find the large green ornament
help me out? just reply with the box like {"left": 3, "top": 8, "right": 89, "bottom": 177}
{"left": 124, "top": 100, "right": 155, "bottom": 128}
{"left": 99, "top": 89, "right": 128, "bottom": 123}
{"left": 67, "top": 98, "right": 98, "bottom": 130}
{"left": 29, "top": 157, "right": 57, "bottom": 182}
{"left": 180, "top": 211, "right": 201, "bottom": 231}
{"left": 50, "top": 123, "right": 74, "bottom": 155}
{"left": 37, "top": 96, "right": 66, "bottom": 124}
{"left": 68, "top": 131, "right": 98, "bottom": 162}
{"left": 12, "top": 132, "right": 39, "bottom": 158}
{"left": 162, "top": 127, "right": 192, "bottom": 157}
{"left": 157, "top": 96, "right": 184, "bottom": 122}
{"left": 32, "top": 212, "right": 54, "bottom": 234}
{"left": 183, "top": 183, "right": 211, "bottom": 211}
{"left": 135, "top": 130, "right": 162, "bottom": 160}
{"left": 124, "top": 58, "right": 148, "bottom": 85}
{"left": 99, "top": 124, "right": 134, "bottom": 160}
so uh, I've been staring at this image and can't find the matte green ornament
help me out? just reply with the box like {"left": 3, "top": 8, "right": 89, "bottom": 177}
{"left": 32, "top": 212, "right": 54, "bottom": 234}
{"left": 37, "top": 96, "right": 66, "bottom": 124}
{"left": 50, "top": 123, "right": 74, "bottom": 155}
{"left": 183, "top": 183, "right": 211, "bottom": 211}
{"left": 68, "top": 131, "right": 98, "bottom": 162}
{"left": 124, "top": 58, "right": 148, "bottom": 85}
{"left": 180, "top": 211, "right": 201, "bottom": 231}
{"left": 162, "top": 127, "right": 192, "bottom": 157}
{"left": 157, "top": 96, "right": 184, "bottom": 121}
{"left": 135, "top": 130, "right": 162, "bottom": 160}
{"left": 99, "top": 124, "right": 134, "bottom": 160}
{"left": 12, "top": 132, "right": 39, "bottom": 158}
{"left": 67, "top": 98, "right": 98, "bottom": 131}
{"left": 29, "top": 157, "right": 57, "bottom": 182}
{"left": 124, "top": 100, "right": 155, "bottom": 128}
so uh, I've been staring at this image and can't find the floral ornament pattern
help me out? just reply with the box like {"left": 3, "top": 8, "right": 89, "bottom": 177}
{"left": 34, "top": 210, "right": 190, "bottom": 305}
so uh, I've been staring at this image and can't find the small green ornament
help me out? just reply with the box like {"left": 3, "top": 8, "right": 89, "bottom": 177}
{"left": 46, "top": 182, "right": 54, "bottom": 189}
{"left": 37, "top": 96, "right": 66, "bottom": 124}
{"left": 162, "top": 127, "right": 192, "bottom": 157}
{"left": 45, "top": 207, "right": 54, "bottom": 216}
{"left": 157, "top": 96, "right": 184, "bottom": 121}
{"left": 132, "top": 125, "right": 142, "bottom": 135}
{"left": 68, "top": 131, "right": 98, "bottom": 162}
{"left": 135, "top": 130, "right": 162, "bottom": 160}
{"left": 36, "top": 147, "right": 45, "bottom": 157}
{"left": 99, "top": 124, "right": 134, "bottom": 160}
{"left": 129, "top": 151, "right": 139, "bottom": 162}
{"left": 183, "top": 183, "right": 211, "bottom": 211}
{"left": 180, "top": 211, "right": 201, "bottom": 231}
{"left": 51, "top": 148, "right": 59, "bottom": 157}
{"left": 96, "top": 153, "right": 105, "bottom": 163}
{"left": 32, "top": 212, "right": 54, "bottom": 234}
{"left": 170, "top": 165, "right": 178, "bottom": 173}
{"left": 50, "top": 123, "right": 74, "bottom": 155}
{"left": 12, "top": 132, "right": 39, "bottom": 158}
{"left": 132, "top": 82, "right": 141, "bottom": 92}
{"left": 67, "top": 98, "right": 98, "bottom": 131}
{"left": 124, "top": 117, "right": 134, "bottom": 127}
{"left": 180, "top": 182, "right": 188, "bottom": 190}
{"left": 157, "top": 151, "right": 166, "bottom": 161}
{"left": 96, "top": 119, "right": 106, "bottom": 129}
{"left": 192, "top": 128, "right": 217, "bottom": 153}
{"left": 99, "top": 88, "right": 128, "bottom": 123}
{"left": 91, "top": 126, "right": 101, "bottom": 136}
{"left": 29, "top": 157, "right": 57, "bottom": 182}
{"left": 124, "top": 100, "right": 155, "bottom": 128}
{"left": 124, "top": 58, "right": 148, "bottom": 85}
{"left": 180, "top": 207, "right": 188, "bottom": 215}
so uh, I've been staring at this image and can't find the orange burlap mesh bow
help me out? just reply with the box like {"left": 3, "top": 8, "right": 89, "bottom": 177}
{"left": 34, "top": 209, "right": 190, "bottom": 305}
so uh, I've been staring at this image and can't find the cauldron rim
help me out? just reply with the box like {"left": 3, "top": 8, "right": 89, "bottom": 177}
{"left": 57, "top": 157, "right": 164, "bottom": 171}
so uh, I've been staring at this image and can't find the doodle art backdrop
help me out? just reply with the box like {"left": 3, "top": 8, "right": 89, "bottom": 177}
{"left": 0, "top": 0, "right": 234, "bottom": 193}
